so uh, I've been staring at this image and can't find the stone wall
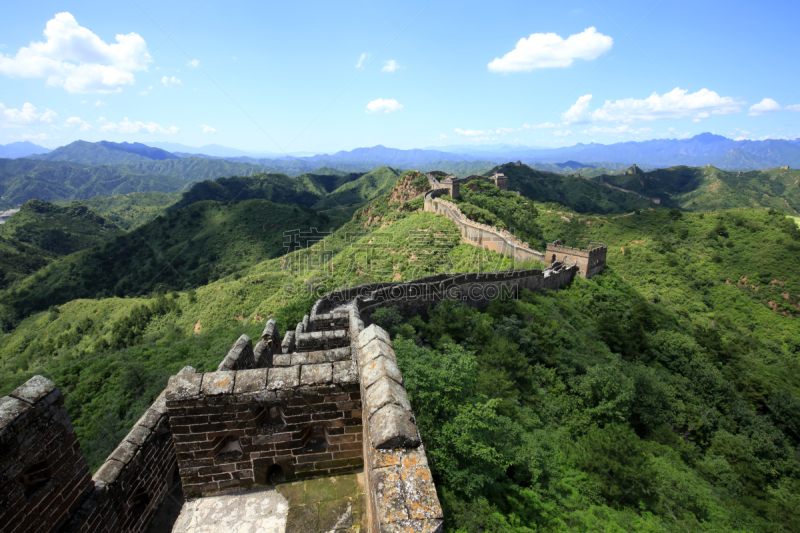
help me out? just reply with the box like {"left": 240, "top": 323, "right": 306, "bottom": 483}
{"left": 166, "top": 363, "right": 362, "bottom": 498}
{"left": 1, "top": 367, "right": 194, "bottom": 533}
{"left": 424, "top": 191, "right": 546, "bottom": 264}
{"left": 349, "top": 309, "right": 444, "bottom": 532}
{"left": 0, "top": 376, "right": 92, "bottom": 533}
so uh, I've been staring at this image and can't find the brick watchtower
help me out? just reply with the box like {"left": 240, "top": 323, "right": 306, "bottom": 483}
{"left": 545, "top": 240, "right": 607, "bottom": 279}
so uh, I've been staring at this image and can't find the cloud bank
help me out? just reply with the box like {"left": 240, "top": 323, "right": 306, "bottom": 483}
{"left": 562, "top": 88, "right": 744, "bottom": 124}
{"left": 0, "top": 12, "right": 150, "bottom": 93}
{"left": 488, "top": 27, "right": 612, "bottom": 72}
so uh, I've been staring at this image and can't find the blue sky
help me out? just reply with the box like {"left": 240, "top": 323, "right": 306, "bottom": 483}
{"left": 1, "top": 0, "right": 798, "bottom": 154}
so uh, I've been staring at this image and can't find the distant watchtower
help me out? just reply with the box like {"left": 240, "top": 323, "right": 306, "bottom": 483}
{"left": 441, "top": 175, "right": 460, "bottom": 199}
{"left": 545, "top": 240, "right": 607, "bottom": 279}
{"left": 491, "top": 172, "right": 508, "bottom": 191}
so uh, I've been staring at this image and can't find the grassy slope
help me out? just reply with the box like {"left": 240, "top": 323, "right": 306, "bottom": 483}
{"left": 601, "top": 166, "right": 800, "bottom": 213}
{"left": 2, "top": 199, "right": 346, "bottom": 318}
{"left": 0, "top": 200, "right": 124, "bottom": 290}
{"left": 310, "top": 167, "right": 401, "bottom": 212}
{"left": 76, "top": 191, "right": 181, "bottom": 230}
{"left": 0, "top": 158, "right": 189, "bottom": 209}
{"left": 499, "top": 163, "right": 659, "bottom": 214}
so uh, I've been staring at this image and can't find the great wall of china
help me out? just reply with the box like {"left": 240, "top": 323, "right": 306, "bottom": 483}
{"left": 1, "top": 176, "right": 608, "bottom": 533}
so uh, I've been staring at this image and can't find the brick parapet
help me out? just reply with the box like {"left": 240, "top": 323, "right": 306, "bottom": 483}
{"left": 166, "top": 363, "right": 362, "bottom": 498}
{"left": 423, "top": 191, "right": 546, "bottom": 263}
{"left": 355, "top": 324, "right": 443, "bottom": 532}
{"left": 0, "top": 376, "right": 92, "bottom": 533}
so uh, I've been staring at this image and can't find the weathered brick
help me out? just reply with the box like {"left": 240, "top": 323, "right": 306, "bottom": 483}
{"left": 233, "top": 368, "right": 268, "bottom": 394}
{"left": 166, "top": 372, "right": 203, "bottom": 401}
{"left": 300, "top": 364, "right": 333, "bottom": 386}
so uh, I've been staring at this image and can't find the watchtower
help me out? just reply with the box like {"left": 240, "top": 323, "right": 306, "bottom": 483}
{"left": 545, "top": 240, "right": 607, "bottom": 279}
{"left": 441, "top": 175, "right": 460, "bottom": 199}
{"left": 491, "top": 172, "right": 508, "bottom": 191}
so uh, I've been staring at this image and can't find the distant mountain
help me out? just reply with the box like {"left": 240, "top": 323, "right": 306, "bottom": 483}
{"left": 144, "top": 141, "right": 285, "bottom": 158}
{"left": 0, "top": 158, "right": 189, "bottom": 209}
{"left": 0, "top": 141, "right": 51, "bottom": 159}
{"left": 31, "top": 140, "right": 179, "bottom": 165}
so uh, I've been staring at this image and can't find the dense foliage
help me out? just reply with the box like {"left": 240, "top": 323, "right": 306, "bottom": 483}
{"left": 77, "top": 191, "right": 180, "bottom": 230}
{"left": 0, "top": 200, "right": 123, "bottom": 292}
{"left": 1, "top": 199, "right": 344, "bottom": 318}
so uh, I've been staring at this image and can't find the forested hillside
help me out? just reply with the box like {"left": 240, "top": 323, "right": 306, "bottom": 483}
{"left": 77, "top": 191, "right": 180, "bottom": 230}
{"left": 0, "top": 167, "right": 798, "bottom": 532}
{"left": 0, "top": 158, "right": 189, "bottom": 209}
{"left": 599, "top": 165, "right": 800, "bottom": 213}
{"left": 0, "top": 200, "right": 123, "bottom": 290}
{"left": 1, "top": 199, "right": 345, "bottom": 318}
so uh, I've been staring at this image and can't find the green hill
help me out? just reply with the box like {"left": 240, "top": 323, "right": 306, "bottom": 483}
{"left": 31, "top": 140, "right": 179, "bottom": 165}
{"left": 0, "top": 158, "right": 189, "bottom": 209}
{"left": 77, "top": 191, "right": 181, "bottom": 230}
{"left": 599, "top": 165, "right": 800, "bottom": 213}
{"left": 0, "top": 200, "right": 123, "bottom": 291}
{"left": 310, "top": 166, "right": 401, "bottom": 212}
{"left": 1, "top": 199, "right": 345, "bottom": 318}
{"left": 497, "top": 163, "right": 658, "bottom": 213}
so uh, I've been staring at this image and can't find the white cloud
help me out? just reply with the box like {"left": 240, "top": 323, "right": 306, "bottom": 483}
{"left": 488, "top": 27, "right": 612, "bottom": 73}
{"left": 201, "top": 124, "right": 216, "bottom": 134}
{"left": 139, "top": 84, "right": 153, "bottom": 96}
{"left": 1, "top": 102, "right": 57, "bottom": 128}
{"left": 64, "top": 116, "right": 91, "bottom": 131}
{"left": 187, "top": 59, "right": 200, "bottom": 68}
{"left": 161, "top": 75, "right": 182, "bottom": 87}
{"left": 366, "top": 98, "right": 403, "bottom": 114}
{"left": 382, "top": 60, "right": 401, "bottom": 73}
{"left": 438, "top": 134, "right": 447, "bottom": 139}
{"left": 554, "top": 130, "right": 573, "bottom": 137}
{"left": 749, "top": 98, "right": 781, "bottom": 116}
{"left": 0, "top": 12, "right": 150, "bottom": 93}
{"left": 786, "top": 104, "right": 800, "bottom": 112}
{"left": 355, "top": 53, "right": 370, "bottom": 69}
{"left": 562, "top": 88, "right": 744, "bottom": 124}
{"left": 93, "top": 100, "right": 107, "bottom": 107}
{"left": 100, "top": 117, "right": 179, "bottom": 134}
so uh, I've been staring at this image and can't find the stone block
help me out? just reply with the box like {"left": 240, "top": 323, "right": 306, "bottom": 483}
{"left": 357, "top": 324, "right": 391, "bottom": 349}
{"left": 361, "top": 357, "right": 403, "bottom": 390}
{"left": 300, "top": 364, "right": 333, "bottom": 386}
{"left": 93, "top": 458, "right": 125, "bottom": 487}
{"left": 108, "top": 440, "right": 138, "bottom": 465}
{"left": 233, "top": 368, "right": 268, "bottom": 393}
{"left": 365, "top": 377, "right": 411, "bottom": 419}
{"left": 333, "top": 361, "right": 358, "bottom": 384}
{"left": 202, "top": 371, "right": 236, "bottom": 396}
{"left": 261, "top": 318, "right": 279, "bottom": 341}
{"left": 268, "top": 366, "right": 300, "bottom": 390}
{"left": 281, "top": 331, "right": 296, "bottom": 353}
{"left": 372, "top": 466, "right": 409, "bottom": 523}
{"left": 124, "top": 425, "right": 153, "bottom": 447}
{"left": 360, "top": 339, "right": 397, "bottom": 365}
{"left": 399, "top": 465, "right": 442, "bottom": 520}
{"left": 370, "top": 404, "right": 420, "bottom": 450}
{"left": 253, "top": 340, "right": 271, "bottom": 368}
{"left": 273, "top": 354, "right": 292, "bottom": 366}
{"left": 10, "top": 375, "right": 57, "bottom": 405}
{"left": 166, "top": 372, "right": 203, "bottom": 401}
{"left": 291, "top": 350, "right": 328, "bottom": 366}
{"left": 0, "top": 396, "right": 30, "bottom": 429}
{"left": 219, "top": 334, "right": 254, "bottom": 371}
{"left": 381, "top": 520, "right": 444, "bottom": 532}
